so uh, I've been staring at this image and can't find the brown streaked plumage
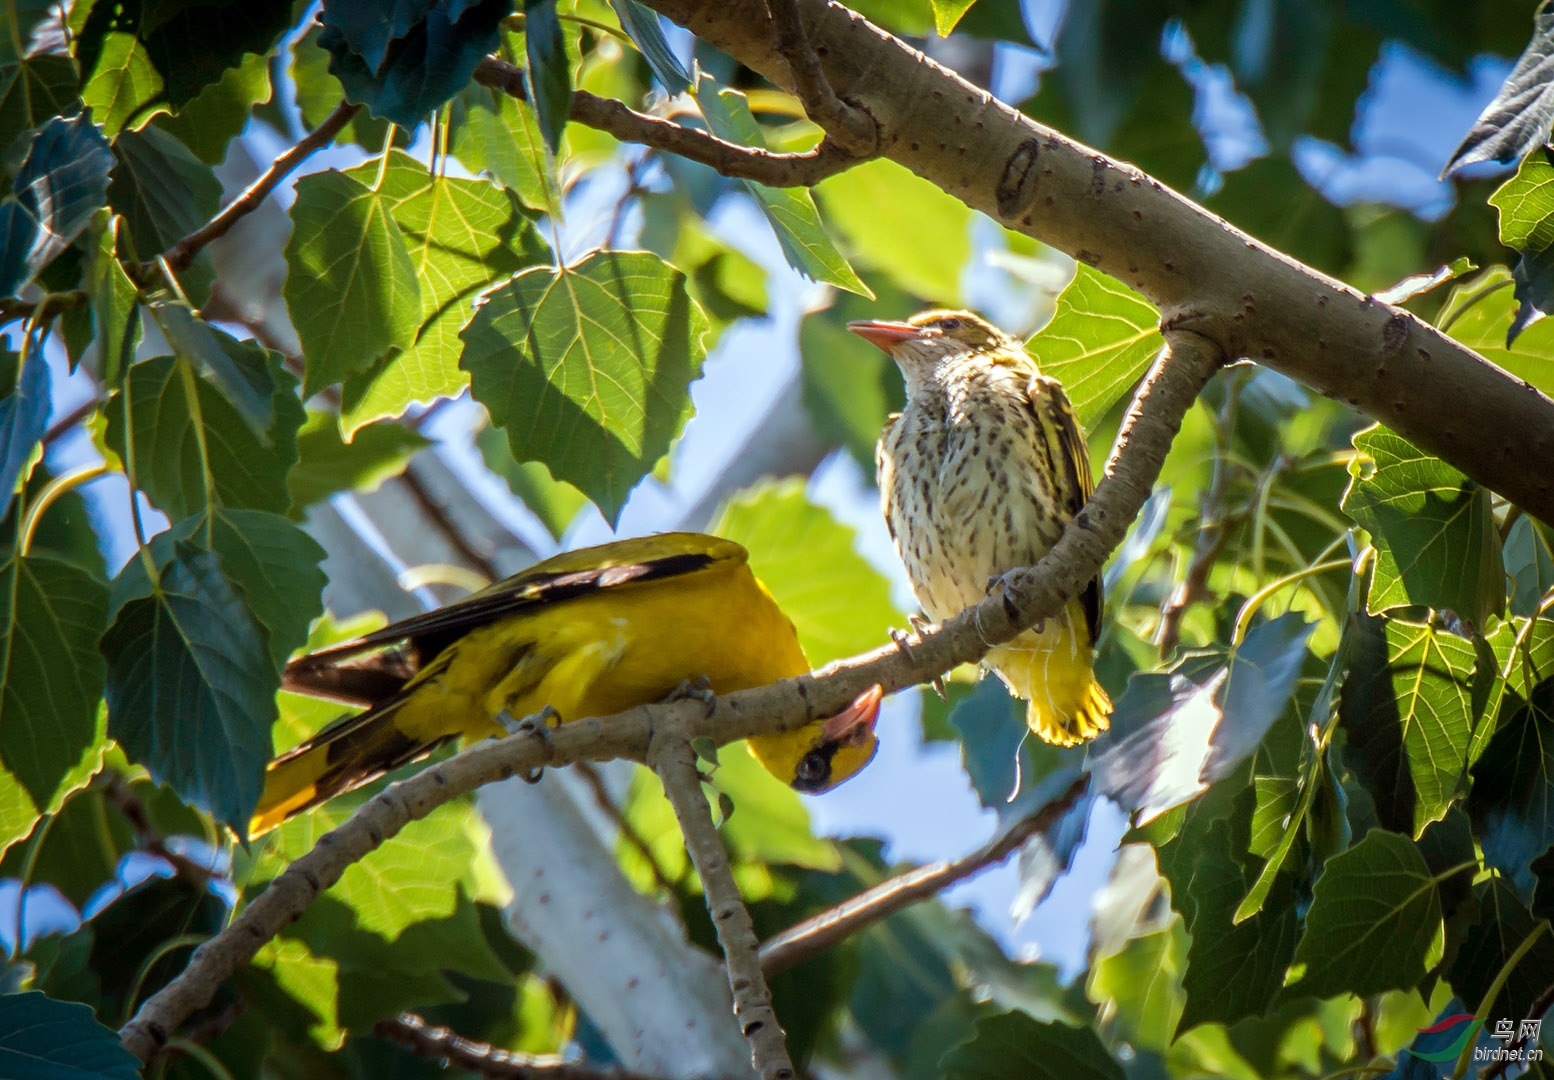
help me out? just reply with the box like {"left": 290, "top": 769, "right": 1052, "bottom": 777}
{"left": 850, "top": 309, "right": 1111, "bottom": 747}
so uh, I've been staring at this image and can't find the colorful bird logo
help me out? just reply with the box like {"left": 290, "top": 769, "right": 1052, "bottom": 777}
{"left": 1411, "top": 1013, "right": 1486, "bottom": 1063}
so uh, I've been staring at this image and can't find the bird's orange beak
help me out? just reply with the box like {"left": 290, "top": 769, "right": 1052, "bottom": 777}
{"left": 821, "top": 684, "right": 884, "bottom": 746}
{"left": 847, "top": 320, "right": 926, "bottom": 353}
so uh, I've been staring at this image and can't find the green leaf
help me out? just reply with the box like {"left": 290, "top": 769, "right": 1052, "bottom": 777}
{"left": 285, "top": 168, "right": 423, "bottom": 397}
{"left": 0, "top": 552, "right": 108, "bottom": 821}
{"left": 459, "top": 249, "right": 708, "bottom": 524}
{"left": 1504, "top": 516, "right": 1554, "bottom": 618}
{"left": 0, "top": 991, "right": 139, "bottom": 1079}
{"left": 1033, "top": 264, "right": 1162, "bottom": 430}
{"left": 1436, "top": 265, "right": 1554, "bottom": 400}
{"left": 80, "top": 31, "right": 166, "bottom": 139}
{"left": 609, "top": 0, "right": 691, "bottom": 93}
{"left": 1468, "top": 639, "right": 1554, "bottom": 897}
{"left": 709, "top": 477, "right": 903, "bottom": 666}
{"left": 1491, "top": 147, "right": 1554, "bottom": 252}
{"left": 798, "top": 284, "right": 909, "bottom": 468}
{"left": 337, "top": 150, "right": 545, "bottom": 434}
{"left": 941, "top": 1011, "right": 1124, "bottom": 1080}
{"left": 244, "top": 937, "right": 343, "bottom": 1052}
{"left": 474, "top": 424, "right": 587, "bottom": 542}
{"left": 524, "top": 0, "right": 571, "bottom": 154}
{"left": 815, "top": 157, "right": 971, "bottom": 303}
{"left": 84, "top": 214, "right": 141, "bottom": 390}
{"left": 450, "top": 85, "right": 556, "bottom": 215}
{"left": 287, "top": 411, "right": 431, "bottom": 514}
{"left": 1249, "top": 776, "right": 1299, "bottom": 858}
{"left": 204, "top": 509, "right": 328, "bottom": 673}
{"left": 290, "top": 26, "right": 394, "bottom": 153}
{"left": 102, "top": 540, "right": 277, "bottom": 836}
{"left": 1085, "top": 924, "right": 1186, "bottom": 1053}
{"left": 696, "top": 77, "right": 871, "bottom": 298}
{"left": 1175, "top": 820, "right": 1299, "bottom": 1032}
{"left": 1446, "top": 877, "right": 1554, "bottom": 1023}
{"left": 930, "top": 0, "right": 978, "bottom": 35}
{"left": 104, "top": 348, "right": 304, "bottom": 519}
{"left": 154, "top": 51, "right": 271, "bottom": 165}
{"left": 1285, "top": 829, "right": 1443, "bottom": 1000}
{"left": 1341, "top": 425, "right": 1504, "bottom": 628}
{"left": 0, "top": 785, "right": 132, "bottom": 907}
{"left": 0, "top": 54, "right": 78, "bottom": 161}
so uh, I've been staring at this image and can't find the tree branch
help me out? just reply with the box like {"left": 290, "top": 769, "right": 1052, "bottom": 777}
{"left": 118, "top": 332, "right": 1219, "bottom": 1063}
{"left": 640, "top": 0, "right": 1554, "bottom": 525}
{"left": 757, "top": 771, "right": 1090, "bottom": 977}
{"left": 763, "top": 0, "right": 876, "bottom": 154}
{"left": 650, "top": 722, "right": 793, "bottom": 1080}
{"left": 374, "top": 1012, "right": 681, "bottom": 1080}
{"left": 471, "top": 57, "right": 864, "bottom": 186}
{"left": 159, "top": 101, "right": 362, "bottom": 275}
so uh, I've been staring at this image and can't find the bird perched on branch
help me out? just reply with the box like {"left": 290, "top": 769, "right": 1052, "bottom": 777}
{"left": 251, "top": 533, "right": 884, "bottom": 837}
{"left": 850, "top": 310, "right": 1111, "bottom": 747}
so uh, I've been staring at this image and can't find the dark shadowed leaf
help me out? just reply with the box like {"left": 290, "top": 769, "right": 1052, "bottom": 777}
{"left": 1505, "top": 515, "right": 1554, "bottom": 618}
{"left": 0, "top": 114, "right": 114, "bottom": 300}
{"left": 1285, "top": 829, "right": 1443, "bottom": 1000}
{"left": 0, "top": 991, "right": 138, "bottom": 1079}
{"left": 0, "top": 53, "right": 78, "bottom": 162}
{"left": 320, "top": 0, "right": 509, "bottom": 129}
{"left": 102, "top": 540, "right": 277, "bottom": 835}
{"left": 1341, "top": 426, "right": 1504, "bottom": 628}
{"left": 1469, "top": 641, "right": 1554, "bottom": 897}
{"left": 524, "top": 0, "right": 571, "bottom": 153}
{"left": 285, "top": 168, "right": 422, "bottom": 396}
{"left": 107, "top": 125, "right": 222, "bottom": 299}
{"left": 1442, "top": 5, "right": 1554, "bottom": 177}
{"left": 104, "top": 349, "right": 304, "bottom": 520}
{"left": 0, "top": 346, "right": 47, "bottom": 517}
{"left": 155, "top": 51, "right": 272, "bottom": 165}
{"left": 1447, "top": 877, "right": 1554, "bottom": 1023}
{"left": 941, "top": 1010, "right": 1123, "bottom": 1080}
{"left": 460, "top": 249, "right": 707, "bottom": 524}
{"left": 146, "top": 300, "right": 283, "bottom": 443}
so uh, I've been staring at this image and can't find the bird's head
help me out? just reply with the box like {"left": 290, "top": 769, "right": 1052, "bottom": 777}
{"left": 847, "top": 309, "right": 1016, "bottom": 387}
{"left": 747, "top": 684, "right": 884, "bottom": 794}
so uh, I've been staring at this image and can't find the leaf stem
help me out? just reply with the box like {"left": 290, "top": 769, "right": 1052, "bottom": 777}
{"left": 1232, "top": 556, "right": 1352, "bottom": 645}
{"left": 18, "top": 462, "right": 113, "bottom": 556}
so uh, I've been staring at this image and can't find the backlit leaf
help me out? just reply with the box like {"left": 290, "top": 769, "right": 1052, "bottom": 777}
{"left": 1032, "top": 264, "right": 1161, "bottom": 430}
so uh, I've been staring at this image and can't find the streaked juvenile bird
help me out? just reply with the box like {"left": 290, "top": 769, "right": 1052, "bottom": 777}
{"left": 850, "top": 310, "right": 1111, "bottom": 747}
{"left": 252, "top": 533, "right": 884, "bottom": 836}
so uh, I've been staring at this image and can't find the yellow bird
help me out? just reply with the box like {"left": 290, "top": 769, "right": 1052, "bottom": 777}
{"left": 851, "top": 310, "right": 1111, "bottom": 747}
{"left": 252, "top": 533, "right": 884, "bottom": 837}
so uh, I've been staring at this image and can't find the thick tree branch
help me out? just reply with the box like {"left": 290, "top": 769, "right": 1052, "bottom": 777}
{"left": 118, "top": 332, "right": 1219, "bottom": 1063}
{"left": 472, "top": 57, "right": 863, "bottom": 186}
{"left": 650, "top": 723, "right": 793, "bottom": 1080}
{"left": 642, "top": 0, "right": 1554, "bottom": 524}
{"left": 758, "top": 771, "right": 1090, "bottom": 977}
{"left": 374, "top": 1012, "right": 681, "bottom": 1080}
{"left": 160, "top": 102, "right": 361, "bottom": 275}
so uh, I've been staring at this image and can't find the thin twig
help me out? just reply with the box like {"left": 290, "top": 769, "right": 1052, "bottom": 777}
{"left": 758, "top": 771, "right": 1091, "bottom": 977}
{"left": 159, "top": 101, "right": 362, "bottom": 274}
{"left": 0, "top": 290, "right": 86, "bottom": 327}
{"left": 650, "top": 721, "right": 793, "bottom": 1080}
{"left": 118, "top": 332, "right": 1220, "bottom": 1063}
{"left": 374, "top": 1012, "right": 680, "bottom": 1080}
{"left": 472, "top": 57, "right": 864, "bottom": 186}
{"left": 764, "top": 0, "right": 876, "bottom": 154}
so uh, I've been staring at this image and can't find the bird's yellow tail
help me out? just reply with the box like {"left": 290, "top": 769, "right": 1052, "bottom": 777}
{"left": 985, "top": 598, "right": 1112, "bottom": 748}
{"left": 249, "top": 697, "right": 444, "bottom": 838}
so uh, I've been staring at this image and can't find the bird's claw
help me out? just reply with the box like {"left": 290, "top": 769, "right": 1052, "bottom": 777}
{"left": 664, "top": 675, "right": 717, "bottom": 717}
{"left": 498, "top": 705, "right": 562, "bottom": 783}
{"left": 892, "top": 620, "right": 947, "bottom": 700}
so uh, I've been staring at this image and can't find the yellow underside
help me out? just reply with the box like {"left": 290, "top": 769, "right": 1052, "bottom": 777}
{"left": 985, "top": 597, "right": 1111, "bottom": 747}
{"left": 251, "top": 558, "right": 816, "bottom": 836}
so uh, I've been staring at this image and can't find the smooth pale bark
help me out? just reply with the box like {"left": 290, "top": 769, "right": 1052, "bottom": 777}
{"left": 644, "top": 0, "right": 1554, "bottom": 524}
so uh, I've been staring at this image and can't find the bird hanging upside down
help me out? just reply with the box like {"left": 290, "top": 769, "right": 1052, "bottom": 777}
{"left": 851, "top": 309, "right": 1111, "bottom": 747}
{"left": 251, "top": 533, "right": 884, "bottom": 837}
